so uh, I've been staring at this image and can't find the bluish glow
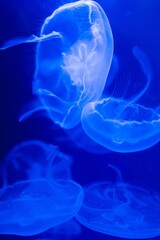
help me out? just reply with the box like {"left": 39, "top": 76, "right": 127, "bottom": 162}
{"left": 3, "top": 140, "right": 72, "bottom": 184}
{"left": 81, "top": 98, "right": 160, "bottom": 152}
{"left": 0, "top": 0, "right": 160, "bottom": 239}
{"left": 0, "top": 0, "right": 113, "bottom": 129}
{"left": 81, "top": 47, "right": 160, "bottom": 152}
{"left": 0, "top": 141, "right": 83, "bottom": 236}
{"left": 0, "top": 178, "right": 83, "bottom": 236}
{"left": 33, "top": 0, "right": 113, "bottom": 129}
{"left": 76, "top": 165, "right": 160, "bottom": 239}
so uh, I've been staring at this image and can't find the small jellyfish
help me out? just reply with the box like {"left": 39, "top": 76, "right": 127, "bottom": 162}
{"left": 0, "top": 141, "right": 84, "bottom": 235}
{"left": 3, "top": 140, "right": 72, "bottom": 184}
{"left": 81, "top": 47, "right": 160, "bottom": 152}
{"left": 0, "top": 0, "right": 113, "bottom": 129}
{"left": 76, "top": 165, "right": 160, "bottom": 239}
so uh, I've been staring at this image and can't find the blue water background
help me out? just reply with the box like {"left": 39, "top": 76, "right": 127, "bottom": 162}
{"left": 0, "top": 0, "right": 160, "bottom": 239}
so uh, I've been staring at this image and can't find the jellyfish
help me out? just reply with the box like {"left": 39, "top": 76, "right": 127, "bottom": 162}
{"left": 76, "top": 165, "right": 160, "bottom": 239}
{"left": 0, "top": 0, "right": 113, "bottom": 129}
{"left": 0, "top": 178, "right": 83, "bottom": 236}
{"left": 81, "top": 47, "right": 160, "bottom": 152}
{"left": 3, "top": 140, "right": 72, "bottom": 184}
{"left": 0, "top": 141, "right": 84, "bottom": 235}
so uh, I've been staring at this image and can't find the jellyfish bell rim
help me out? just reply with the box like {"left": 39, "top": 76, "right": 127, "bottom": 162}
{"left": 42, "top": 0, "right": 112, "bottom": 28}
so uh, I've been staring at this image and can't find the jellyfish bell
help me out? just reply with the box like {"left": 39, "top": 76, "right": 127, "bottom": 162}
{"left": 0, "top": 178, "right": 83, "bottom": 236}
{"left": 76, "top": 165, "right": 160, "bottom": 239}
{"left": 81, "top": 97, "right": 160, "bottom": 152}
{"left": 0, "top": 0, "right": 113, "bottom": 129}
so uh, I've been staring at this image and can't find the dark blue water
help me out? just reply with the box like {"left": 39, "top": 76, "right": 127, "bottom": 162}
{"left": 0, "top": 0, "right": 160, "bottom": 239}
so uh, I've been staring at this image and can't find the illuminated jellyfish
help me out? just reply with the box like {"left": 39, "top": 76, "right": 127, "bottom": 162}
{"left": 0, "top": 141, "right": 84, "bottom": 236}
{"left": 0, "top": 178, "right": 83, "bottom": 236}
{"left": 3, "top": 140, "right": 72, "bottom": 184}
{"left": 81, "top": 47, "right": 160, "bottom": 152}
{"left": 76, "top": 165, "right": 160, "bottom": 239}
{"left": 0, "top": 0, "right": 113, "bottom": 129}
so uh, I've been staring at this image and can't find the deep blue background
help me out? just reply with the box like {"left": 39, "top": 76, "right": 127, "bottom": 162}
{"left": 0, "top": 0, "right": 160, "bottom": 239}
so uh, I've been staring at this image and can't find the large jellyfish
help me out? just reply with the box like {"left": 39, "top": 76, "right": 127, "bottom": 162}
{"left": 81, "top": 47, "right": 160, "bottom": 152}
{"left": 0, "top": 0, "right": 113, "bottom": 129}
{"left": 76, "top": 165, "right": 160, "bottom": 239}
{"left": 0, "top": 140, "right": 83, "bottom": 236}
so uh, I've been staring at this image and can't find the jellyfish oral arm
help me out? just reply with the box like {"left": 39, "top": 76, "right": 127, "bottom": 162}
{"left": 0, "top": 31, "right": 62, "bottom": 50}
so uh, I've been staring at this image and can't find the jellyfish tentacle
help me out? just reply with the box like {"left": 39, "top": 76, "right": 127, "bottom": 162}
{"left": 0, "top": 32, "right": 62, "bottom": 50}
{"left": 130, "top": 46, "right": 152, "bottom": 102}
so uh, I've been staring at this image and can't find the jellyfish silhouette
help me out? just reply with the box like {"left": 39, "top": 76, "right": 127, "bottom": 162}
{"left": 0, "top": 141, "right": 83, "bottom": 236}
{"left": 81, "top": 47, "right": 160, "bottom": 152}
{"left": 0, "top": 0, "right": 113, "bottom": 129}
{"left": 3, "top": 140, "right": 72, "bottom": 184}
{"left": 76, "top": 165, "right": 160, "bottom": 239}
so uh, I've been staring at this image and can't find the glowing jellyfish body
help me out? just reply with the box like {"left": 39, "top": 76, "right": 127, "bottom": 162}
{"left": 0, "top": 1, "right": 113, "bottom": 129}
{"left": 33, "top": 0, "right": 113, "bottom": 129}
{"left": 3, "top": 140, "right": 72, "bottom": 184}
{"left": 81, "top": 47, "right": 160, "bottom": 152}
{"left": 0, "top": 178, "right": 83, "bottom": 236}
{"left": 81, "top": 98, "right": 160, "bottom": 152}
{"left": 76, "top": 166, "right": 160, "bottom": 239}
{"left": 0, "top": 141, "right": 83, "bottom": 236}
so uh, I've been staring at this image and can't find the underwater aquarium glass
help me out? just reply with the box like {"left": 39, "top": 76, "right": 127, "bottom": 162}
{"left": 0, "top": 0, "right": 160, "bottom": 239}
